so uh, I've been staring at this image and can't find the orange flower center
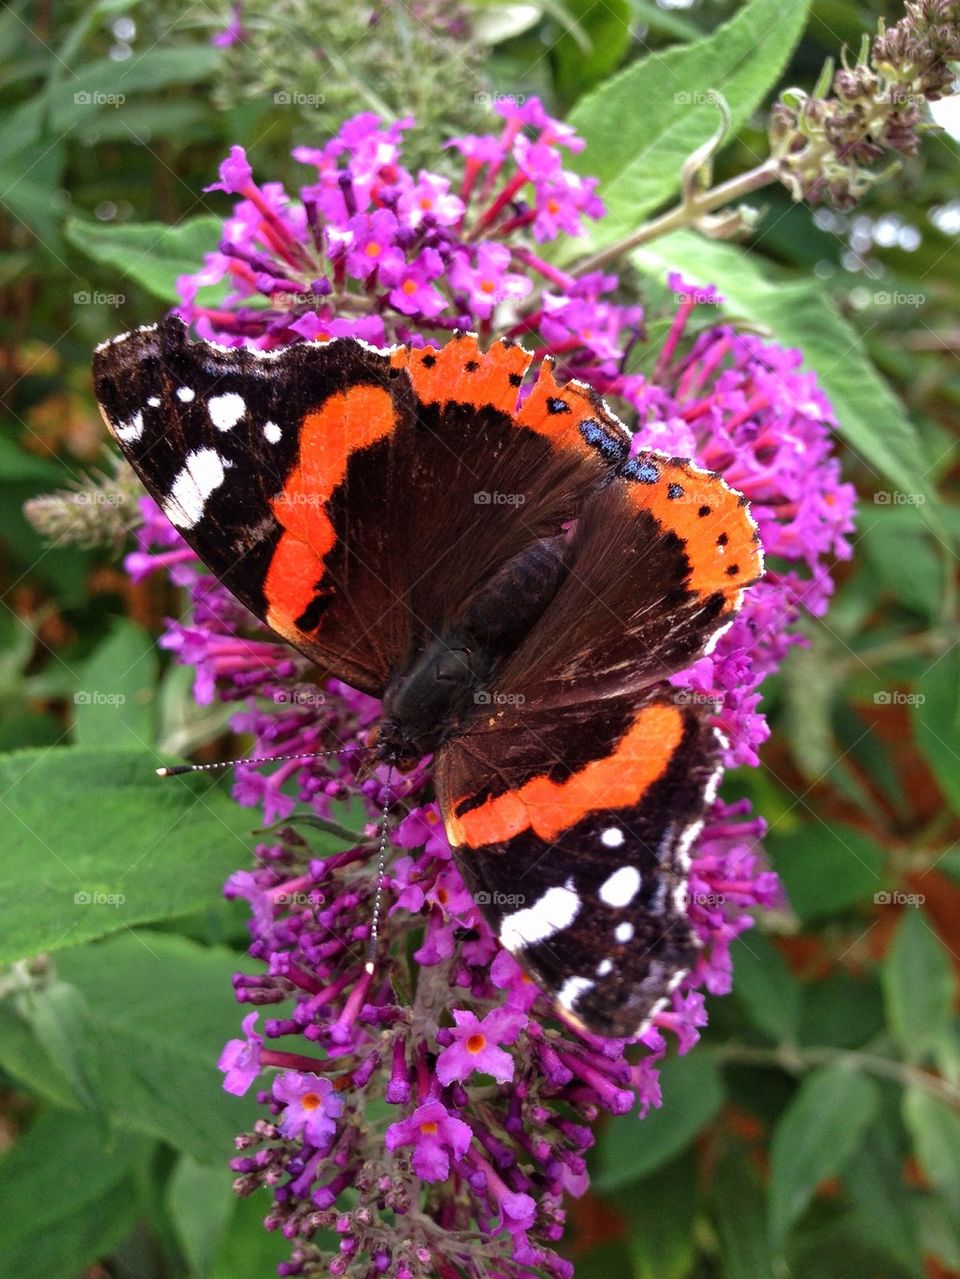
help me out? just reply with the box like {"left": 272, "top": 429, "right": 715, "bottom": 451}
{"left": 401, "top": 278, "right": 418, "bottom": 295}
{"left": 479, "top": 279, "right": 496, "bottom": 294}
{"left": 547, "top": 198, "right": 560, "bottom": 214}
{"left": 466, "top": 1033, "right": 486, "bottom": 1054}
{"left": 420, "top": 1120, "right": 439, "bottom": 1136}
{"left": 301, "top": 1092, "right": 322, "bottom": 1110}
{"left": 364, "top": 241, "right": 381, "bottom": 257}
{"left": 419, "top": 197, "right": 434, "bottom": 210}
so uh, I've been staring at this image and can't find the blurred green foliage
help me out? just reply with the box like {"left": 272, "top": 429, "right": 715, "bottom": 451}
{"left": 1, "top": 1, "right": 959, "bottom": 1277}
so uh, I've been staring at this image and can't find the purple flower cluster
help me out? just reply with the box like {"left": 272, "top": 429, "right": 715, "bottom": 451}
{"left": 127, "top": 102, "right": 858, "bottom": 1276}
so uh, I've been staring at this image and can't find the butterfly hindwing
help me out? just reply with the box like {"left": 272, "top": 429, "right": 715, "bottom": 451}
{"left": 437, "top": 690, "right": 720, "bottom": 1037}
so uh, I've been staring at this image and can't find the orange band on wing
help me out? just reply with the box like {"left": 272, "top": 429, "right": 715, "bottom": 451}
{"left": 447, "top": 702, "right": 684, "bottom": 849}
{"left": 516, "top": 359, "right": 627, "bottom": 462}
{"left": 391, "top": 334, "right": 531, "bottom": 415}
{"left": 624, "top": 456, "right": 763, "bottom": 602}
{"left": 264, "top": 383, "right": 397, "bottom": 635}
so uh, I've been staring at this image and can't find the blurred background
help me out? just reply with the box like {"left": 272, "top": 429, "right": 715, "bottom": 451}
{"left": 1, "top": 2, "right": 958, "bottom": 1277}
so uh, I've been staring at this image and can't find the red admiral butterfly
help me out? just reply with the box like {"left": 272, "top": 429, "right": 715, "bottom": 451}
{"left": 94, "top": 317, "right": 763, "bottom": 1038}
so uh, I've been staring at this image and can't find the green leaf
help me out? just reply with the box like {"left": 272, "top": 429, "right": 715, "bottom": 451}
{"left": 72, "top": 619, "right": 158, "bottom": 750}
{"left": 0, "top": 746, "right": 254, "bottom": 962}
{"left": 731, "top": 931, "right": 801, "bottom": 1043}
{"left": 766, "top": 821, "right": 883, "bottom": 922}
{"left": 594, "top": 1051, "right": 724, "bottom": 1191}
{"left": 883, "top": 910, "right": 956, "bottom": 1061}
{"left": 552, "top": 0, "right": 631, "bottom": 103}
{"left": 166, "top": 1156, "right": 236, "bottom": 1277}
{"left": 845, "top": 1129, "right": 923, "bottom": 1275}
{"left": 65, "top": 215, "right": 226, "bottom": 304}
{"left": 565, "top": 0, "right": 810, "bottom": 240}
{"left": 210, "top": 1190, "right": 294, "bottom": 1279}
{"left": 50, "top": 46, "right": 222, "bottom": 130}
{"left": 49, "top": 932, "right": 261, "bottom": 1161}
{"left": 714, "top": 1144, "right": 771, "bottom": 1279}
{"left": 861, "top": 517, "right": 943, "bottom": 620}
{"left": 914, "top": 646, "right": 960, "bottom": 816}
{"left": 630, "top": 233, "right": 937, "bottom": 508}
{"left": 627, "top": 1153, "right": 697, "bottom": 1279}
{"left": 768, "top": 1063, "right": 880, "bottom": 1250}
{"left": 0, "top": 1107, "right": 150, "bottom": 1279}
{"left": 904, "top": 1088, "right": 960, "bottom": 1210}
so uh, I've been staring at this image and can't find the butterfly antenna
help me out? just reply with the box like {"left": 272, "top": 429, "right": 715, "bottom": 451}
{"left": 365, "top": 766, "right": 393, "bottom": 975}
{"left": 156, "top": 745, "right": 370, "bottom": 777}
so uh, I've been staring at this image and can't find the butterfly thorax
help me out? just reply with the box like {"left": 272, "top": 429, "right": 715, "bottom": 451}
{"left": 376, "top": 534, "right": 573, "bottom": 767}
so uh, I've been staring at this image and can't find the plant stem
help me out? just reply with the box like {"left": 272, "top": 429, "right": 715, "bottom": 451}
{"left": 834, "top": 627, "right": 956, "bottom": 676}
{"left": 572, "top": 158, "right": 780, "bottom": 276}
{"left": 710, "top": 1041, "right": 960, "bottom": 1109}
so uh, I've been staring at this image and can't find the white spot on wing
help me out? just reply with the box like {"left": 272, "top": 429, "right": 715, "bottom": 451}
{"left": 162, "top": 448, "right": 228, "bottom": 529}
{"left": 600, "top": 826, "right": 625, "bottom": 848}
{"left": 263, "top": 421, "right": 282, "bottom": 444}
{"left": 614, "top": 921, "right": 634, "bottom": 944}
{"left": 114, "top": 410, "right": 143, "bottom": 443}
{"left": 208, "top": 392, "right": 246, "bottom": 430}
{"left": 146, "top": 396, "right": 161, "bottom": 408}
{"left": 499, "top": 879, "right": 579, "bottom": 952}
{"left": 557, "top": 975, "right": 594, "bottom": 1011}
{"left": 599, "top": 865, "right": 641, "bottom": 908}
{"left": 596, "top": 958, "right": 613, "bottom": 977}
{"left": 176, "top": 386, "right": 195, "bottom": 403}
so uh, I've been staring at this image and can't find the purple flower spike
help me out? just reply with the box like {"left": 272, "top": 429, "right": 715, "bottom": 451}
{"left": 124, "top": 99, "right": 861, "bottom": 1275}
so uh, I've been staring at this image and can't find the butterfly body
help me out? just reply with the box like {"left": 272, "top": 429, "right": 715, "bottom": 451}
{"left": 94, "top": 317, "right": 763, "bottom": 1038}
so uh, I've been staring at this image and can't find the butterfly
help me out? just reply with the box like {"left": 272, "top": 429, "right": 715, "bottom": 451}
{"left": 94, "top": 316, "right": 762, "bottom": 1038}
